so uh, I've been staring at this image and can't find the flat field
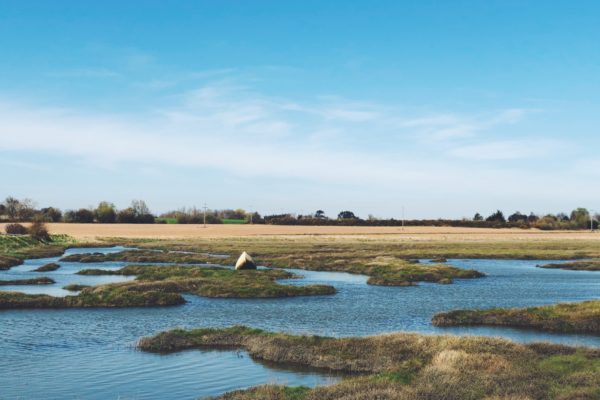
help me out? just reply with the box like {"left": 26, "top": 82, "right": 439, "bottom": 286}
{"left": 3, "top": 222, "right": 600, "bottom": 241}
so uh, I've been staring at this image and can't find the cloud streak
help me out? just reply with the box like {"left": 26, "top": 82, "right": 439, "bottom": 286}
{"left": 0, "top": 82, "right": 580, "bottom": 208}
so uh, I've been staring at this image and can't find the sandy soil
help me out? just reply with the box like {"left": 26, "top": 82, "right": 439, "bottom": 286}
{"left": 2, "top": 223, "right": 600, "bottom": 241}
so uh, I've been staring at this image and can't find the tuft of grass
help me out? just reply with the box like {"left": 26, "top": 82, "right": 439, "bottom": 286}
{"left": 432, "top": 300, "right": 600, "bottom": 335}
{"left": 140, "top": 325, "right": 600, "bottom": 400}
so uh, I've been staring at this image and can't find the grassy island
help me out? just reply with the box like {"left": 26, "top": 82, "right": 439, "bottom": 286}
{"left": 60, "top": 249, "right": 230, "bottom": 265}
{"left": 0, "top": 277, "right": 55, "bottom": 285}
{"left": 0, "top": 234, "right": 77, "bottom": 270}
{"left": 62, "top": 284, "right": 91, "bottom": 291}
{"left": 537, "top": 260, "right": 600, "bottom": 271}
{"left": 33, "top": 263, "right": 61, "bottom": 272}
{"left": 103, "top": 240, "right": 485, "bottom": 286}
{"left": 139, "top": 325, "right": 600, "bottom": 400}
{"left": 75, "top": 264, "right": 336, "bottom": 298}
{"left": 0, "top": 264, "right": 335, "bottom": 310}
{"left": 0, "top": 287, "right": 184, "bottom": 309}
{"left": 432, "top": 300, "right": 600, "bottom": 335}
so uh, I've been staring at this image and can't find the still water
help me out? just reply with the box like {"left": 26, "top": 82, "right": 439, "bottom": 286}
{"left": 1, "top": 247, "right": 599, "bottom": 399}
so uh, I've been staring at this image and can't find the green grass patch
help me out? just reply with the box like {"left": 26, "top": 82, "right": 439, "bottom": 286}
{"left": 222, "top": 219, "right": 247, "bottom": 224}
{"left": 155, "top": 217, "right": 178, "bottom": 224}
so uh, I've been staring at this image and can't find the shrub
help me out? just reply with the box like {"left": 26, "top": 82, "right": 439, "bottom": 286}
{"left": 5, "top": 223, "right": 28, "bottom": 235}
{"left": 28, "top": 220, "right": 50, "bottom": 241}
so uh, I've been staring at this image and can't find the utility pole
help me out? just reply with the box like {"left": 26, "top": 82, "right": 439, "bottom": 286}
{"left": 402, "top": 205, "right": 405, "bottom": 231}
{"left": 591, "top": 209, "right": 596, "bottom": 232}
{"left": 203, "top": 203, "right": 207, "bottom": 228}
{"left": 249, "top": 205, "right": 254, "bottom": 224}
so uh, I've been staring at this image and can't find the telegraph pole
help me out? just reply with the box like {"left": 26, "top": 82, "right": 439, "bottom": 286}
{"left": 203, "top": 203, "right": 207, "bottom": 228}
{"left": 402, "top": 205, "right": 405, "bottom": 231}
{"left": 591, "top": 209, "right": 596, "bottom": 232}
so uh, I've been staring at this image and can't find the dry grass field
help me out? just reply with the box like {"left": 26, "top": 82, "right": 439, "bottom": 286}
{"left": 2, "top": 223, "right": 600, "bottom": 242}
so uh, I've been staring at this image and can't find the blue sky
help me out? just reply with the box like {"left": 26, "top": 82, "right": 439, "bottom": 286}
{"left": 2, "top": 1, "right": 600, "bottom": 218}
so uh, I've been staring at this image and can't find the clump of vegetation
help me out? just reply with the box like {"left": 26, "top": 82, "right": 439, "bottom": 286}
{"left": 62, "top": 284, "right": 91, "bottom": 291}
{"left": 432, "top": 300, "right": 600, "bottom": 335}
{"left": 0, "top": 277, "right": 55, "bottom": 285}
{"left": 5, "top": 223, "right": 28, "bottom": 235}
{"left": 60, "top": 249, "right": 229, "bottom": 264}
{"left": 537, "top": 260, "right": 600, "bottom": 271}
{"left": 140, "top": 326, "right": 600, "bottom": 400}
{"left": 33, "top": 263, "right": 61, "bottom": 272}
{"left": 28, "top": 220, "right": 50, "bottom": 241}
{"left": 0, "top": 234, "right": 76, "bottom": 270}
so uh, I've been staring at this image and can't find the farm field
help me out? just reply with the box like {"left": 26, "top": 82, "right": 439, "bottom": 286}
{"left": 3, "top": 222, "right": 600, "bottom": 241}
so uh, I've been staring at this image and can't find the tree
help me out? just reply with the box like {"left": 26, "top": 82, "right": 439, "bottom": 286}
{"left": 527, "top": 213, "right": 539, "bottom": 223}
{"left": 4, "top": 197, "right": 20, "bottom": 220}
{"left": 556, "top": 212, "right": 570, "bottom": 222}
{"left": 16, "top": 198, "right": 36, "bottom": 221}
{"left": 118, "top": 200, "right": 154, "bottom": 223}
{"left": 486, "top": 210, "right": 506, "bottom": 223}
{"left": 315, "top": 210, "right": 327, "bottom": 219}
{"left": 535, "top": 214, "right": 560, "bottom": 230}
{"left": 95, "top": 201, "right": 117, "bottom": 223}
{"left": 116, "top": 208, "right": 136, "bottom": 223}
{"left": 473, "top": 213, "right": 483, "bottom": 221}
{"left": 570, "top": 207, "right": 590, "bottom": 229}
{"left": 508, "top": 211, "right": 527, "bottom": 223}
{"left": 130, "top": 200, "right": 154, "bottom": 223}
{"left": 337, "top": 211, "right": 358, "bottom": 220}
{"left": 73, "top": 208, "right": 94, "bottom": 223}
{"left": 40, "top": 207, "right": 62, "bottom": 222}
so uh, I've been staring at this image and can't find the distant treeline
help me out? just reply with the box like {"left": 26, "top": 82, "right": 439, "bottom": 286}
{"left": 0, "top": 196, "right": 597, "bottom": 230}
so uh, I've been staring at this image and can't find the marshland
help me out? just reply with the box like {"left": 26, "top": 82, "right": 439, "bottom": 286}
{"left": 1, "top": 226, "right": 600, "bottom": 399}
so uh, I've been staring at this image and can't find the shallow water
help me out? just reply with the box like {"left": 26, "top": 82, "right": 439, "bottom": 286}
{"left": 1, "top": 248, "right": 600, "bottom": 399}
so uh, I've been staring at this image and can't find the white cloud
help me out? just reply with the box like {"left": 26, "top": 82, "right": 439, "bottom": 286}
{"left": 449, "top": 139, "right": 563, "bottom": 161}
{"left": 0, "top": 83, "right": 579, "bottom": 206}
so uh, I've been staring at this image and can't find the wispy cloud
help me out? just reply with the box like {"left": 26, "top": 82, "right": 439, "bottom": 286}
{"left": 449, "top": 139, "right": 563, "bottom": 160}
{"left": 0, "top": 82, "right": 571, "bottom": 201}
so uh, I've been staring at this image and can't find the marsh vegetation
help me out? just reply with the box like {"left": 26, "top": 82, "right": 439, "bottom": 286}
{"left": 140, "top": 326, "right": 600, "bottom": 400}
{"left": 433, "top": 300, "right": 600, "bottom": 335}
{"left": 537, "top": 260, "right": 600, "bottom": 271}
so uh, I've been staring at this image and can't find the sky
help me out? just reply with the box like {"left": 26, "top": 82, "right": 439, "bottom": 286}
{"left": 1, "top": 1, "right": 600, "bottom": 219}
